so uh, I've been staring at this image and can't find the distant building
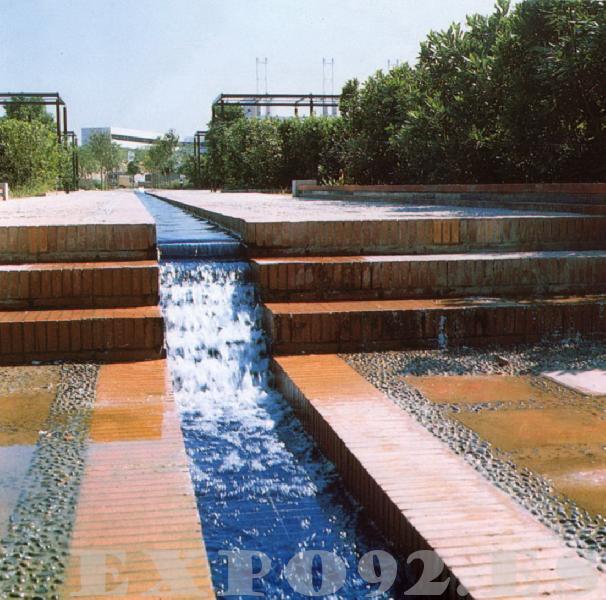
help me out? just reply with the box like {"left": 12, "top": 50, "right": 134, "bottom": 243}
{"left": 81, "top": 126, "right": 162, "bottom": 151}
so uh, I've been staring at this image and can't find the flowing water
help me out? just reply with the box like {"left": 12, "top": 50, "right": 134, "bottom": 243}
{"left": 145, "top": 192, "right": 414, "bottom": 597}
{"left": 139, "top": 193, "right": 243, "bottom": 258}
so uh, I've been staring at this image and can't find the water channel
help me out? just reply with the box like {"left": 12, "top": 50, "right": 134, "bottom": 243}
{"left": 140, "top": 193, "right": 415, "bottom": 598}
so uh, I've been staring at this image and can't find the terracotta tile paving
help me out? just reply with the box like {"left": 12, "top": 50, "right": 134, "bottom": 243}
{"left": 63, "top": 360, "right": 215, "bottom": 599}
{"left": 402, "top": 375, "right": 556, "bottom": 405}
{"left": 455, "top": 406, "right": 606, "bottom": 517}
{"left": 402, "top": 370, "right": 606, "bottom": 519}
{"left": 273, "top": 354, "right": 606, "bottom": 599}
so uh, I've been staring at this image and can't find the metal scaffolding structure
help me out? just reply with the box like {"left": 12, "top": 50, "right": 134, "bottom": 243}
{"left": 211, "top": 93, "right": 340, "bottom": 120}
{"left": 0, "top": 92, "right": 68, "bottom": 143}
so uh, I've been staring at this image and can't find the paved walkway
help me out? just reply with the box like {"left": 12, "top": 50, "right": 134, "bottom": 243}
{"left": 273, "top": 354, "right": 606, "bottom": 599}
{"left": 0, "top": 191, "right": 154, "bottom": 227}
{"left": 150, "top": 190, "right": 572, "bottom": 223}
{"left": 63, "top": 360, "right": 214, "bottom": 599}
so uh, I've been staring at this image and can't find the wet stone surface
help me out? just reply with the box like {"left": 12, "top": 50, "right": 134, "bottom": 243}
{"left": 343, "top": 340, "right": 606, "bottom": 571}
{"left": 0, "top": 363, "right": 97, "bottom": 599}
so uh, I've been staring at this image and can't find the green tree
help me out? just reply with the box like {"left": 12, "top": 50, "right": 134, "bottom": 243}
{"left": 340, "top": 64, "right": 418, "bottom": 183}
{"left": 144, "top": 130, "right": 180, "bottom": 182}
{"left": 0, "top": 119, "right": 60, "bottom": 194}
{"left": 77, "top": 144, "right": 98, "bottom": 179}
{"left": 126, "top": 159, "right": 140, "bottom": 186}
{"left": 86, "top": 132, "right": 121, "bottom": 188}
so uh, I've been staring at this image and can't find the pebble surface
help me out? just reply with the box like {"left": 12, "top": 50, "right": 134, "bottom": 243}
{"left": 342, "top": 340, "right": 606, "bottom": 571}
{"left": 0, "top": 363, "right": 98, "bottom": 599}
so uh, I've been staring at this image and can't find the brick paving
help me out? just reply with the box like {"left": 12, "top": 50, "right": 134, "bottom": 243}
{"left": 63, "top": 360, "right": 215, "bottom": 599}
{"left": 273, "top": 353, "right": 606, "bottom": 599}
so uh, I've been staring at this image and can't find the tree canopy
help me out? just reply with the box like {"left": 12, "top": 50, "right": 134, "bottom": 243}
{"left": 85, "top": 132, "right": 122, "bottom": 188}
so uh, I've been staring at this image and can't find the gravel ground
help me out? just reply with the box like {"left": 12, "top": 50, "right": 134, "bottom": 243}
{"left": 342, "top": 339, "right": 606, "bottom": 571}
{"left": 0, "top": 363, "right": 98, "bottom": 599}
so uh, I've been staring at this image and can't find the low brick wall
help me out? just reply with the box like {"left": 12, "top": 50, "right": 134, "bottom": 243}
{"left": 272, "top": 354, "right": 606, "bottom": 599}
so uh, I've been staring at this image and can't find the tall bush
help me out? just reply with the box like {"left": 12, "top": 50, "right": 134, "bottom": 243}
{"left": 0, "top": 119, "right": 60, "bottom": 194}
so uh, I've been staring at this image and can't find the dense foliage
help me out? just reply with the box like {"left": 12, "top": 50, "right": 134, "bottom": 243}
{"left": 203, "top": 112, "right": 345, "bottom": 190}
{"left": 204, "top": 0, "right": 606, "bottom": 188}
{"left": 0, "top": 111, "right": 61, "bottom": 195}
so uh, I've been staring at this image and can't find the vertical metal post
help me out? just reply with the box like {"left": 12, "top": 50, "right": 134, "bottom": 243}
{"left": 73, "top": 134, "right": 79, "bottom": 191}
{"left": 62, "top": 105, "right": 68, "bottom": 146}
{"left": 194, "top": 132, "right": 200, "bottom": 187}
{"left": 55, "top": 99, "right": 61, "bottom": 142}
{"left": 309, "top": 94, "right": 314, "bottom": 116}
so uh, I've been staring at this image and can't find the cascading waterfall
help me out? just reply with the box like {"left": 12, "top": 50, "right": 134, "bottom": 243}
{"left": 160, "top": 260, "right": 411, "bottom": 598}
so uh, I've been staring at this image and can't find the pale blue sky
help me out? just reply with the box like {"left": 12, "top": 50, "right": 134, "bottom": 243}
{"left": 1, "top": 0, "right": 509, "bottom": 138}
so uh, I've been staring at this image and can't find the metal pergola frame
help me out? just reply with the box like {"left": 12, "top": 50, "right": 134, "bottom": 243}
{"left": 211, "top": 93, "right": 340, "bottom": 120}
{"left": 0, "top": 92, "right": 68, "bottom": 143}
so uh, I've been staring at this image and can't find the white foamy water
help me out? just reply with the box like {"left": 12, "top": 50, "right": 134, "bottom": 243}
{"left": 161, "top": 261, "right": 280, "bottom": 434}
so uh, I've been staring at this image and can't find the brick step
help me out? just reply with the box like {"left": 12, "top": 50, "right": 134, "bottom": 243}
{"left": 247, "top": 214, "right": 606, "bottom": 256}
{"left": 263, "top": 295, "right": 606, "bottom": 354}
{"left": 0, "top": 306, "right": 164, "bottom": 364}
{"left": 252, "top": 251, "right": 606, "bottom": 301}
{"left": 0, "top": 223, "right": 157, "bottom": 263}
{"left": 0, "top": 260, "right": 159, "bottom": 309}
{"left": 0, "top": 192, "right": 157, "bottom": 263}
